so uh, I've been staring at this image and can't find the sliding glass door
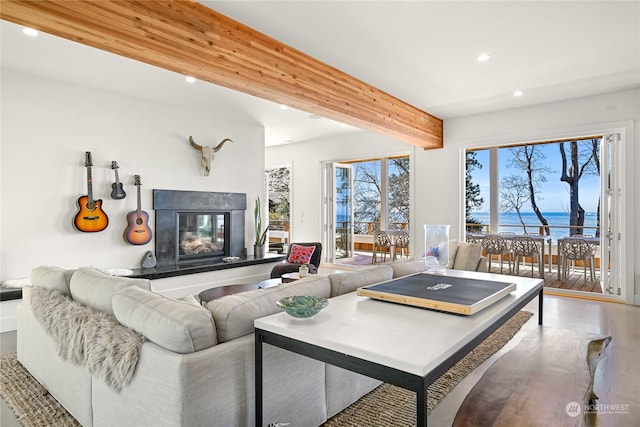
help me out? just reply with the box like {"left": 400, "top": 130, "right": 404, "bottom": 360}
{"left": 322, "top": 162, "right": 354, "bottom": 262}
{"left": 600, "top": 133, "right": 622, "bottom": 295}
{"left": 464, "top": 134, "right": 624, "bottom": 298}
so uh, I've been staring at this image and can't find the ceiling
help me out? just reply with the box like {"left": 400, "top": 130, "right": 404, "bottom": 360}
{"left": 2, "top": 1, "right": 639, "bottom": 147}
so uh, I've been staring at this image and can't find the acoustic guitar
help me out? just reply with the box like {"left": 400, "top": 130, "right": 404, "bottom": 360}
{"left": 74, "top": 152, "right": 109, "bottom": 232}
{"left": 110, "top": 161, "right": 126, "bottom": 200}
{"left": 124, "top": 175, "right": 153, "bottom": 245}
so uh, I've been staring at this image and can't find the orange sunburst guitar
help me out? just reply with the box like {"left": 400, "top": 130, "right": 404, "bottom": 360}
{"left": 124, "top": 175, "right": 153, "bottom": 245}
{"left": 74, "top": 152, "right": 109, "bottom": 232}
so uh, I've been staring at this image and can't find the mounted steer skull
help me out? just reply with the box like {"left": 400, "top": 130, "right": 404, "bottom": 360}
{"left": 189, "top": 136, "right": 233, "bottom": 176}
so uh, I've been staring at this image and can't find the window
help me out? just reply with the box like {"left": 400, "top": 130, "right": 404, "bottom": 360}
{"left": 351, "top": 156, "right": 410, "bottom": 235}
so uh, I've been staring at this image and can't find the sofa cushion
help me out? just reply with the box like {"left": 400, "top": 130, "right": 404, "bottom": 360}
{"left": 447, "top": 240, "right": 460, "bottom": 269}
{"left": 206, "top": 275, "right": 331, "bottom": 343}
{"left": 328, "top": 266, "right": 393, "bottom": 297}
{"left": 30, "top": 266, "right": 75, "bottom": 296}
{"left": 69, "top": 267, "right": 151, "bottom": 315}
{"left": 452, "top": 241, "right": 483, "bottom": 271}
{"left": 389, "top": 260, "right": 427, "bottom": 278}
{"left": 113, "top": 286, "right": 217, "bottom": 353}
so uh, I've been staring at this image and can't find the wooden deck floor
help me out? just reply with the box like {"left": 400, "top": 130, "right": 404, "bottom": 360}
{"left": 340, "top": 252, "right": 604, "bottom": 294}
{"left": 486, "top": 262, "right": 603, "bottom": 293}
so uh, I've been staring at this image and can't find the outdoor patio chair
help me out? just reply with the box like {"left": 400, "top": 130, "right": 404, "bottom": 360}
{"left": 560, "top": 238, "right": 596, "bottom": 281}
{"left": 481, "top": 234, "right": 512, "bottom": 274}
{"left": 372, "top": 231, "right": 392, "bottom": 263}
{"left": 499, "top": 231, "right": 516, "bottom": 250}
{"left": 390, "top": 231, "right": 410, "bottom": 260}
{"left": 511, "top": 236, "right": 542, "bottom": 277}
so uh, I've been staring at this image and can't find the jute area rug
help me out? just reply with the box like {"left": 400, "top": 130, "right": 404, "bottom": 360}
{"left": 1, "top": 311, "right": 532, "bottom": 427}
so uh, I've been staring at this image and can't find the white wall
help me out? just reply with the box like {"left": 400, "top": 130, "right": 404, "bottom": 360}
{"left": 1, "top": 69, "right": 266, "bottom": 284}
{"left": 267, "top": 89, "right": 639, "bottom": 304}
{"left": 265, "top": 132, "right": 412, "bottom": 243}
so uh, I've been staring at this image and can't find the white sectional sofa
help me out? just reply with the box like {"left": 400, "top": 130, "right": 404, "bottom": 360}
{"left": 18, "top": 262, "right": 428, "bottom": 427}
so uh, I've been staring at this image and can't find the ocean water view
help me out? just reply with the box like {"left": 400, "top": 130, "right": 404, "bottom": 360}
{"left": 468, "top": 211, "right": 599, "bottom": 243}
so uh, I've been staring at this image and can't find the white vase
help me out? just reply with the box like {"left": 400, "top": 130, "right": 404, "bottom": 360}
{"left": 424, "top": 224, "right": 450, "bottom": 270}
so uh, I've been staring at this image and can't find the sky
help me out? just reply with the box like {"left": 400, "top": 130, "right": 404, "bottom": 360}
{"left": 470, "top": 140, "right": 602, "bottom": 213}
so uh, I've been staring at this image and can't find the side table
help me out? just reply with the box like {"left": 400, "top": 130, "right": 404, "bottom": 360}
{"left": 281, "top": 272, "right": 302, "bottom": 283}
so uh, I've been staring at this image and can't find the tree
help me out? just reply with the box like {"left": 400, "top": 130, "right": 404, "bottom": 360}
{"left": 352, "top": 157, "right": 410, "bottom": 234}
{"left": 559, "top": 139, "right": 597, "bottom": 235}
{"left": 507, "top": 146, "right": 551, "bottom": 235}
{"left": 266, "top": 167, "right": 290, "bottom": 224}
{"left": 388, "top": 157, "right": 410, "bottom": 226}
{"left": 465, "top": 152, "right": 484, "bottom": 230}
{"left": 353, "top": 161, "right": 381, "bottom": 233}
{"left": 499, "top": 175, "right": 532, "bottom": 233}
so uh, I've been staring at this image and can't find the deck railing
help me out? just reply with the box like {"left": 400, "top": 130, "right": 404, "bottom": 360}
{"left": 465, "top": 223, "right": 600, "bottom": 242}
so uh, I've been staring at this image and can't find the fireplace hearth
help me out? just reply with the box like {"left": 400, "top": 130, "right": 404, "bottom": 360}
{"left": 153, "top": 190, "right": 246, "bottom": 267}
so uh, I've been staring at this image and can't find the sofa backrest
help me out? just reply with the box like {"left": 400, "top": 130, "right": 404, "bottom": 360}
{"left": 113, "top": 286, "right": 217, "bottom": 354}
{"left": 206, "top": 275, "right": 331, "bottom": 343}
{"left": 69, "top": 267, "right": 151, "bottom": 316}
{"left": 328, "top": 266, "right": 393, "bottom": 297}
{"left": 388, "top": 260, "right": 427, "bottom": 278}
{"left": 30, "top": 265, "right": 76, "bottom": 296}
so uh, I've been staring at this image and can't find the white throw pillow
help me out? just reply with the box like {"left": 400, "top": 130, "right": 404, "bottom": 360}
{"left": 181, "top": 293, "right": 202, "bottom": 306}
{"left": 447, "top": 240, "right": 460, "bottom": 269}
{"left": 452, "top": 242, "right": 483, "bottom": 271}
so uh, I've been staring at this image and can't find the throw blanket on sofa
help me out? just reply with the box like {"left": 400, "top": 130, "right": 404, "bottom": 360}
{"left": 30, "top": 287, "right": 145, "bottom": 391}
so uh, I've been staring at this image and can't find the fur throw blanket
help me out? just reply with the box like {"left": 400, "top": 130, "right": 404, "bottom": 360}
{"left": 30, "top": 287, "right": 144, "bottom": 391}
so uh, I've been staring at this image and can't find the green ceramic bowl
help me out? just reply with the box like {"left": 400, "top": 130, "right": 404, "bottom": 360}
{"left": 276, "top": 295, "right": 329, "bottom": 318}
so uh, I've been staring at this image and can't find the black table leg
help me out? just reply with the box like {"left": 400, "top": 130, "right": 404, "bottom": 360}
{"left": 417, "top": 384, "right": 427, "bottom": 426}
{"left": 538, "top": 288, "right": 544, "bottom": 325}
{"left": 255, "top": 332, "right": 263, "bottom": 427}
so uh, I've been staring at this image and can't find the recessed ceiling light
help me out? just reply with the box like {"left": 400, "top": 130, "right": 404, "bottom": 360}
{"left": 280, "top": 105, "right": 289, "bottom": 110}
{"left": 185, "top": 76, "right": 196, "bottom": 83}
{"left": 476, "top": 53, "right": 491, "bottom": 62}
{"left": 513, "top": 90, "right": 524, "bottom": 97}
{"left": 22, "top": 27, "right": 39, "bottom": 37}
{"left": 308, "top": 114, "right": 322, "bottom": 120}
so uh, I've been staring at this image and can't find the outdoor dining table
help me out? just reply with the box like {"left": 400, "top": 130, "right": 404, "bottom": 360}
{"left": 466, "top": 232, "right": 552, "bottom": 278}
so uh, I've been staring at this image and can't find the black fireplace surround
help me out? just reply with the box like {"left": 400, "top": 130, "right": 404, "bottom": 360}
{"left": 153, "top": 190, "right": 246, "bottom": 267}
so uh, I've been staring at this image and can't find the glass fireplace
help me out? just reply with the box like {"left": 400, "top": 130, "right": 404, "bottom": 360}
{"left": 177, "top": 212, "right": 229, "bottom": 262}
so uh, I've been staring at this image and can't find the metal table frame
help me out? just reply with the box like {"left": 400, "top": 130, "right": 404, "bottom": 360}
{"left": 255, "top": 284, "right": 543, "bottom": 426}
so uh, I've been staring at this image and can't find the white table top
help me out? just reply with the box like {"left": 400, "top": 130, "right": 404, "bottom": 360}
{"left": 255, "top": 269, "right": 542, "bottom": 377}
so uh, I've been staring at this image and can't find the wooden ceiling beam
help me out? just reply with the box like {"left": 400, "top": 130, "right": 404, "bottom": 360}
{"left": 1, "top": 0, "right": 443, "bottom": 149}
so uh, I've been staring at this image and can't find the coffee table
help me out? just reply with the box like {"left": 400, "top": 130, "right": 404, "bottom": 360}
{"left": 198, "top": 279, "right": 280, "bottom": 303}
{"left": 255, "top": 269, "right": 543, "bottom": 426}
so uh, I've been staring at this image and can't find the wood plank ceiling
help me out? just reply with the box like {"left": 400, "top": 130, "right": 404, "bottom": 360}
{"left": 1, "top": 0, "right": 443, "bottom": 149}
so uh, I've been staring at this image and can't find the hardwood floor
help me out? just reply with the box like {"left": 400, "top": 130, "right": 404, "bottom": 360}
{"left": 430, "top": 294, "right": 640, "bottom": 426}
{"left": 2, "top": 294, "right": 637, "bottom": 426}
